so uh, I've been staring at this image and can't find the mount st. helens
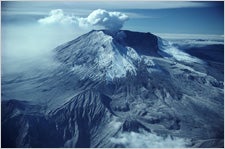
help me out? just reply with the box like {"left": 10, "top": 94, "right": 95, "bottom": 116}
{"left": 2, "top": 30, "right": 224, "bottom": 148}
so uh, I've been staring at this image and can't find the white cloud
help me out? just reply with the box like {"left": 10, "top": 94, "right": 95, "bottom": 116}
{"left": 76, "top": 9, "right": 129, "bottom": 31}
{"left": 108, "top": 116, "right": 122, "bottom": 130}
{"left": 1, "top": 22, "right": 85, "bottom": 76}
{"left": 38, "top": 9, "right": 129, "bottom": 31}
{"left": 110, "top": 130, "right": 191, "bottom": 148}
{"left": 155, "top": 33, "right": 224, "bottom": 46}
{"left": 155, "top": 33, "right": 224, "bottom": 41}
{"left": 38, "top": 9, "right": 76, "bottom": 24}
{"left": 171, "top": 39, "right": 224, "bottom": 47}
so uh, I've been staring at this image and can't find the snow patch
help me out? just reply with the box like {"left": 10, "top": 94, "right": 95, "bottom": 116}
{"left": 96, "top": 34, "right": 136, "bottom": 80}
{"left": 126, "top": 47, "right": 140, "bottom": 61}
{"left": 142, "top": 56, "right": 155, "bottom": 67}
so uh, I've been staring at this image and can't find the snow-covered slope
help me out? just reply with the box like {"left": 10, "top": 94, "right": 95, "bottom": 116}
{"left": 2, "top": 30, "right": 224, "bottom": 148}
{"left": 55, "top": 30, "right": 155, "bottom": 81}
{"left": 157, "top": 37, "right": 204, "bottom": 63}
{"left": 55, "top": 30, "right": 205, "bottom": 81}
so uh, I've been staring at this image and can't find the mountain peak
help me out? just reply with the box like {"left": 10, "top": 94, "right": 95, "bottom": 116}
{"left": 54, "top": 29, "right": 163, "bottom": 81}
{"left": 90, "top": 30, "right": 160, "bottom": 56}
{"left": 54, "top": 29, "right": 202, "bottom": 81}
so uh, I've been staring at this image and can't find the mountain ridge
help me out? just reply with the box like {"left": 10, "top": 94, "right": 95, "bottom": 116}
{"left": 2, "top": 29, "right": 224, "bottom": 148}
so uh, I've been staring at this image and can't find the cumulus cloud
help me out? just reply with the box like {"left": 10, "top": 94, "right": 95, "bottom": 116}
{"left": 110, "top": 130, "right": 191, "bottom": 148}
{"left": 38, "top": 9, "right": 76, "bottom": 24}
{"left": 77, "top": 9, "right": 129, "bottom": 31}
{"left": 38, "top": 9, "right": 129, "bottom": 31}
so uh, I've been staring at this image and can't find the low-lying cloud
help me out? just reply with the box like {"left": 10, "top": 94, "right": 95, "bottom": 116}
{"left": 38, "top": 9, "right": 129, "bottom": 31}
{"left": 2, "top": 23, "right": 84, "bottom": 76}
{"left": 110, "top": 130, "right": 191, "bottom": 148}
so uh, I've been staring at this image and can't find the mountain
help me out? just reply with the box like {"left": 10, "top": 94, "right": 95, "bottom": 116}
{"left": 2, "top": 30, "right": 224, "bottom": 148}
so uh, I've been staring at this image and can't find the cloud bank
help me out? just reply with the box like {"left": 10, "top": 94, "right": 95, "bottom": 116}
{"left": 155, "top": 33, "right": 224, "bottom": 47}
{"left": 2, "top": 23, "right": 83, "bottom": 76}
{"left": 38, "top": 9, "right": 129, "bottom": 31}
{"left": 110, "top": 130, "right": 191, "bottom": 148}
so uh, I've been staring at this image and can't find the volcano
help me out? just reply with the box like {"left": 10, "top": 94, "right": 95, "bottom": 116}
{"left": 2, "top": 30, "right": 224, "bottom": 148}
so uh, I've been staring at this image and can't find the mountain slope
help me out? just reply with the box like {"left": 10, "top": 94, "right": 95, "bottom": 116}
{"left": 2, "top": 30, "right": 224, "bottom": 148}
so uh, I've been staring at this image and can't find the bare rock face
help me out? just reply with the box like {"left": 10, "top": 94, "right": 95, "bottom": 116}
{"left": 2, "top": 30, "right": 224, "bottom": 148}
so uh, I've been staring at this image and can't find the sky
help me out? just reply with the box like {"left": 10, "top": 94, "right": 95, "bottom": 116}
{"left": 1, "top": 1, "right": 224, "bottom": 75}
{"left": 2, "top": 1, "right": 224, "bottom": 34}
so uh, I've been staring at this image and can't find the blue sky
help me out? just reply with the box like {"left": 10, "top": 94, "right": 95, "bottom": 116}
{"left": 2, "top": 1, "right": 224, "bottom": 35}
